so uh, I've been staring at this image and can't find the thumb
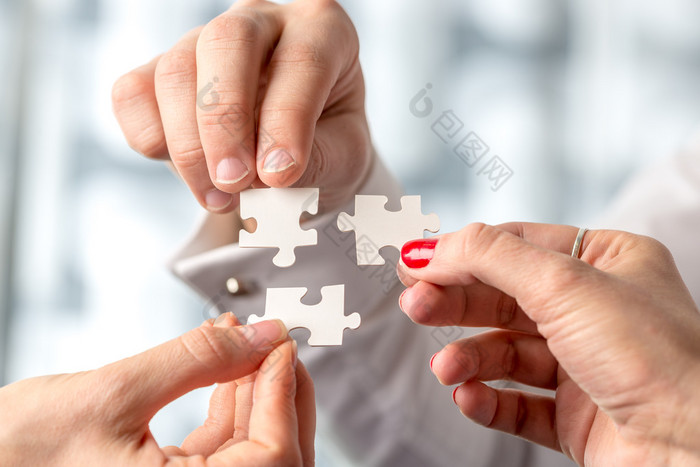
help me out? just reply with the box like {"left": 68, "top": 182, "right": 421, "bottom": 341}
{"left": 95, "top": 320, "right": 288, "bottom": 427}
{"left": 398, "top": 223, "right": 612, "bottom": 327}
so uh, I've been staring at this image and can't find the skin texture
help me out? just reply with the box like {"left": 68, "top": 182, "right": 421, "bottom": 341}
{"left": 0, "top": 2, "right": 362, "bottom": 464}
{"left": 109, "top": 1, "right": 700, "bottom": 464}
{"left": 0, "top": 314, "right": 316, "bottom": 466}
{"left": 398, "top": 222, "right": 700, "bottom": 466}
{"left": 112, "top": 0, "right": 371, "bottom": 213}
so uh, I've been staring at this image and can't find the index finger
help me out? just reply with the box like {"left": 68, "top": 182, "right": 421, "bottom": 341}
{"left": 195, "top": 5, "right": 281, "bottom": 193}
{"left": 210, "top": 340, "right": 303, "bottom": 465}
{"left": 255, "top": 0, "right": 360, "bottom": 187}
{"left": 400, "top": 223, "right": 608, "bottom": 327}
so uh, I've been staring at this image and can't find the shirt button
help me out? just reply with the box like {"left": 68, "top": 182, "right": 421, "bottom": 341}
{"left": 226, "top": 277, "right": 252, "bottom": 296}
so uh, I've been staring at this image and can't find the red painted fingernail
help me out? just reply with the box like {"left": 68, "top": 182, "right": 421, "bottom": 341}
{"left": 429, "top": 352, "right": 437, "bottom": 370}
{"left": 401, "top": 238, "right": 438, "bottom": 268}
{"left": 452, "top": 387, "right": 459, "bottom": 404}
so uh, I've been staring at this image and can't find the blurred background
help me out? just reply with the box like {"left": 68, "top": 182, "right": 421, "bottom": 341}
{"left": 2, "top": 0, "right": 700, "bottom": 461}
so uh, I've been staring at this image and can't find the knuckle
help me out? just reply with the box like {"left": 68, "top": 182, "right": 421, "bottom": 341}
{"left": 234, "top": 0, "right": 267, "bottom": 6}
{"left": 272, "top": 41, "right": 328, "bottom": 71}
{"left": 598, "top": 230, "right": 678, "bottom": 275}
{"left": 459, "top": 222, "right": 495, "bottom": 256}
{"left": 112, "top": 73, "right": 167, "bottom": 158}
{"left": 179, "top": 327, "right": 231, "bottom": 372}
{"left": 260, "top": 446, "right": 302, "bottom": 467}
{"left": 196, "top": 111, "right": 228, "bottom": 130}
{"left": 126, "top": 124, "right": 167, "bottom": 160}
{"left": 154, "top": 48, "right": 195, "bottom": 84}
{"left": 463, "top": 221, "right": 491, "bottom": 240}
{"left": 112, "top": 71, "right": 152, "bottom": 110}
{"left": 513, "top": 392, "right": 528, "bottom": 436}
{"left": 502, "top": 334, "right": 518, "bottom": 378}
{"left": 302, "top": 0, "right": 359, "bottom": 55}
{"left": 263, "top": 105, "right": 311, "bottom": 124}
{"left": 542, "top": 262, "right": 584, "bottom": 294}
{"left": 640, "top": 235, "right": 674, "bottom": 263}
{"left": 302, "top": 0, "right": 342, "bottom": 15}
{"left": 448, "top": 340, "right": 479, "bottom": 378}
{"left": 169, "top": 145, "right": 206, "bottom": 170}
{"left": 172, "top": 456, "right": 206, "bottom": 467}
{"left": 496, "top": 293, "right": 518, "bottom": 329}
{"left": 197, "top": 98, "right": 251, "bottom": 127}
{"left": 199, "top": 13, "right": 262, "bottom": 49}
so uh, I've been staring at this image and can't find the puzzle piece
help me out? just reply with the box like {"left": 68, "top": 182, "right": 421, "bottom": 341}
{"left": 338, "top": 195, "right": 440, "bottom": 265}
{"left": 247, "top": 285, "right": 359, "bottom": 346}
{"left": 239, "top": 188, "right": 319, "bottom": 267}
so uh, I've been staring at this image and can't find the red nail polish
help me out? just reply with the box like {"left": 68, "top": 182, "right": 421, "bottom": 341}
{"left": 429, "top": 353, "right": 437, "bottom": 370}
{"left": 401, "top": 238, "right": 438, "bottom": 268}
{"left": 452, "top": 387, "right": 459, "bottom": 404}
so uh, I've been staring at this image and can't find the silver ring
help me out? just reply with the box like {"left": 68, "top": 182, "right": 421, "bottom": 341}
{"left": 571, "top": 227, "right": 588, "bottom": 259}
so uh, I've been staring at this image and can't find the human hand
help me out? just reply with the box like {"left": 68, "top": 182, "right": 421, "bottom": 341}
{"left": 0, "top": 315, "right": 315, "bottom": 466}
{"left": 112, "top": 0, "right": 371, "bottom": 213}
{"left": 397, "top": 223, "right": 700, "bottom": 466}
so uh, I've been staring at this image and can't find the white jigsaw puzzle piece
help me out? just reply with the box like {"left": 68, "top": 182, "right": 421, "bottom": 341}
{"left": 337, "top": 195, "right": 440, "bottom": 265}
{"left": 239, "top": 188, "right": 319, "bottom": 267}
{"left": 247, "top": 285, "right": 359, "bottom": 346}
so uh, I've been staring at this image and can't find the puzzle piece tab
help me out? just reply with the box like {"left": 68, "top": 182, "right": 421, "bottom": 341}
{"left": 239, "top": 188, "right": 319, "bottom": 267}
{"left": 337, "top": 195, "right": 440, "bottom": 265}
{"left": 247, "top": 285, "right": 359, "bottom": 346}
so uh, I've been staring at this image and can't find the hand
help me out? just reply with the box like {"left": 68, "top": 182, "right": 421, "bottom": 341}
{"left": 0, "top": 315, "right": 315, "bottom": 466}
{"left": 397, "top": 223, "right": 700, "bottom": 466}
{"left": 112, "top": 0, "right": 371, "bottom": 213}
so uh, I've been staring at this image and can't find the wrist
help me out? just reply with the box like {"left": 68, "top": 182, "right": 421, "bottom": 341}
{"left": 673, "top": 360, "right": 700, "bottom": 455}
{"left": 622, "top": 348, "right": 700, "bottom": 458}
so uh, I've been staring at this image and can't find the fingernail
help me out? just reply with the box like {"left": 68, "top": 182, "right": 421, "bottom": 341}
{"left": 216, "top": 157, "right": 250, "bottom": 184}
{"left": 291, "top": 340, "right": 298, "bottom": 369}
{"left": 430, "top": 352, "right": 437, "bottom": 371}
{"left": 205, "top": 189, "right": 233, "bottom": 211}
{"left": 396, "top": 262, "right": 412, "bottom": 287}
{"left": 214, "top": 312, "right": 232, "bottom": 327}
{"left": 401, "top": 238, "right": 438, "bottom": 268}
{"left": 262, "top": 149, "right": 295, "bottom": 173}
{"left": 398, "top": 289, "right": 407, "bottom": 311}
{"left": 241, "top": 319, "right": 288, "bottom": 348}
{"left": 452, "top": 386, "right": 459, "bottom": 404}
